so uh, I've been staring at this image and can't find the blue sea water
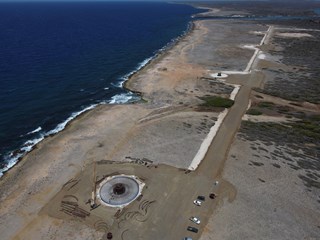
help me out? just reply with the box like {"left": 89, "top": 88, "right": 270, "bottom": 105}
{"left": 0, "top": 2, "right": 202, "bottom": 175}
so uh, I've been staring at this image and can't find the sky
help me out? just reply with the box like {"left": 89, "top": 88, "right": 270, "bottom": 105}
{"left": 0, "top": 0, "right": 318, "bottom": 1}
{"left": 0, "top": 0, "right": 317, "bottom": 1}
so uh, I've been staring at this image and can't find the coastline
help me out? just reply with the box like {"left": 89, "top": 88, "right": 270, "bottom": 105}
{"left": 123, "top": 21, "right": 196, "bottom": 96}
{"left": 0, "top": 10, "right": 222, "bottom": 236}
{"left": 0, "top": 2, "right": 312, "bottom": 240}
{"left": 0, "top": 11, "right": 199, "bottom": 178}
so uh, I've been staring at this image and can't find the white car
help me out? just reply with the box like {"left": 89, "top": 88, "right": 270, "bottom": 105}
{"left": 193, "top": 200, "right": 201, "bottom": 206}
{"left": 190, "top": 217, "right": 201, "bottom": 225}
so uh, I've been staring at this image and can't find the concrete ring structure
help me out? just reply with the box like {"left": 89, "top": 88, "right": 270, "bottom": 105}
{"left": 211, "top": 72, "right": 228, "bottom": 78}
{"left": 97, "top": 175, "right": 145, "bottom": 208}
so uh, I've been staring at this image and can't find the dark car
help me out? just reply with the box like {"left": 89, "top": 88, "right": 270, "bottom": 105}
{"left": 197, "top": 195, "right": 205, "bottom": 201}
{"left": 209, "top": 193, "right": 217, "bottom": 199}
{"left": 187, "top": 226, "right": 198, "bottom": 233}
{"left": 183, "top": 238, "right": 193, "bottom": 240}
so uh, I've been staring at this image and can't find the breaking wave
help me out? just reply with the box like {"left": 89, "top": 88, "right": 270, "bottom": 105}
{"left": 0, "top": 104, "right": 98, "bottom": 177}
{"left": 26, "top": 126, "right": 42, "bottom": 136}
{"left": 108, "top": 92, "right": 140, "bottom": 104}
{"left": 0, "top": 21, "right": 194, "bottom": 178}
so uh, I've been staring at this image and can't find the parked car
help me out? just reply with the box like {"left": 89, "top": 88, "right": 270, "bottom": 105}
{"left": 187, "top": 226, "right": 198, "bottom": 233}
{"left": 183, "top": 238, "right": 193, "bottom": 240}
{"left": 193, "top": 200, "right": 201, "bottom": 206}
{"left": 190, "top": 216, "right": 201, "bottom": 225}
{"left": 197, "top": 196, "right": 205, "bottom": 201}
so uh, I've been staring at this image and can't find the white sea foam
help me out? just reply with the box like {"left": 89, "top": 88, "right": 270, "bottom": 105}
{"left": 1, "top": 54, "right": 149, "bottom": 177}
{"left": 232, "top": 15, "right": 245, "bottom": 18}
{"left": 111, "top": 82, "right": 121, "bottom": 88}
{"left": 0, "top": 157, "right": 19, "bottom": 177}
{"left": 109, "top": 92, "right": 139, "bottom": 104}
{"left": 21, "top": 137, "right": 45, "bottom": 152}
{"left": 115, "top": 24, "right": 191, "bottom": 88}
{"left": 1, "top": 92, "right": 138, "bottom": 176}
{"left": 117, "top": 56, "right": 154, "bottom": 87}
{"left": 46, "top": 104, "right": 97, "bottom": 135}
{"left": 0, "top": 26, "right": 192, "bottom": 177}
{"left": 138, "top": 57, "right": 154, "bottom": 70}
{"left": 0, "top": 135, "right": 45, "bottom": 177}
{"left": 0, "top": 104, "right": 98, "bottom": 177}
{"left": 26, "top": 126, "right": 42, "bottom": 135}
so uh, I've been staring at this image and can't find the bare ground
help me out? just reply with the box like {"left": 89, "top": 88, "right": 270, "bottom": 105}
{"left": 2, "top": 7, "right": 319, "bottom": 240}
{"left": 0, "top": 19, "right": 265, "bottom": 240}
{"left": 200, "top": 20, "right": 320, "bottom": 240}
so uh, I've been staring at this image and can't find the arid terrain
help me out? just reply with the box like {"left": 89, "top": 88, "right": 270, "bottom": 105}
{"left": 196, "top": 3, "right": 320, "bottom": 240}
{"left": 0, "top": 2, "right": 319, "bottom": 240}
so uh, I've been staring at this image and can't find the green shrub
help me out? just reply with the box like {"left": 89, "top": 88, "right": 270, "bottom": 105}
{"left": 246, "top": 109, "right": 262, "bottom": 115}
{"left": 258, "top": 101, "right": 275, "bottom": 108}
{"left": 200, "top": 96, "right": 234, "bottom": 108}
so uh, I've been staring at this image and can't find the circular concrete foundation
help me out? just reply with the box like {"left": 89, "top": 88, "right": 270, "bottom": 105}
{"left": 211, "top": 72, "right": 228, "bottom": 78}
{"left": 97, "top": 175, "right": 144, "bottom": 208}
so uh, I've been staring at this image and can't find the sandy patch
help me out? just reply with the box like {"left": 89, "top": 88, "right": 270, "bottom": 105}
{"left": 276, "top": 32, "right": 313, "bottom": 38}
{"left": 250, "top": 31, "right": 266, "bottom": 36}
{"left": 241, "top": 44, "right": 257, "bottom": 50}
{"left": 242, "top": 114, "right": 295, "bottom": 123}
{"left": 258, "top": 53, "right": 266, "bottom": 59}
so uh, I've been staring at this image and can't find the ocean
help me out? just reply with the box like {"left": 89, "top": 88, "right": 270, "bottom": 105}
{"left": 0, "top": 2, "right": 202, "bottom": 176}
